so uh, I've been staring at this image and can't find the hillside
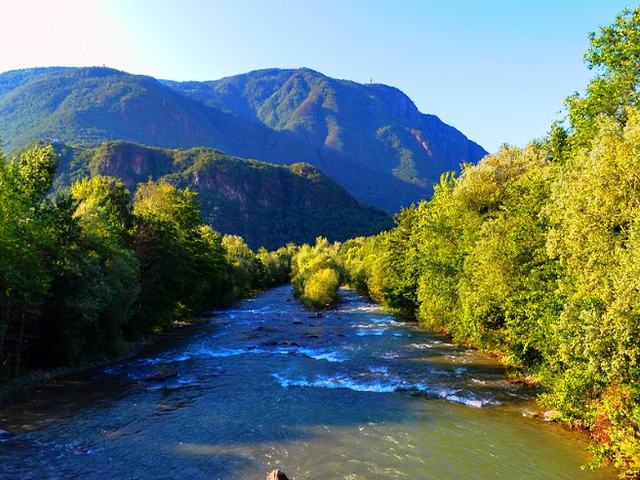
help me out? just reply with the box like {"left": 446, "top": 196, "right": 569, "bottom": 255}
{"left": 0, "top": 67, "right": 486, "bottom": 212}
{"left": 55, "top": 141, "right": 392, "bottom": 249}
{"left": 165, "top": 68, "right": 487, "bottom": 196}
{"left": 0, "top": 67, "right": 317, "bottom": 163}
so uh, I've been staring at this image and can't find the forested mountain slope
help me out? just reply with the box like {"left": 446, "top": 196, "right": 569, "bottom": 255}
{"left": 0, "top": 67, "right": 486, "bottom": 212}
{"left": 54, "top": 141, "right": 392, "bottom": 249}
{"left": 165, "top": 67, "right": 486, "bottom": 193}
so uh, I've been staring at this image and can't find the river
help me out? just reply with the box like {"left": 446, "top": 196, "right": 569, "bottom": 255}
{"left": 0, "top": 286, "right": 614, "bottom": 479}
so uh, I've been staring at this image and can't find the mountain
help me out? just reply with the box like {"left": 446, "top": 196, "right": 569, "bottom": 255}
{"left": 0, "top": 67, "right": 314, "bottom": 162}
{"left": 164, "top": 68, "right": 487, "bottom": 196}
{"left": 54, "top": 141, "right": 392, "bottom": 249}
{"left": 0, "top": 66, "right": 487, "bottom": 212}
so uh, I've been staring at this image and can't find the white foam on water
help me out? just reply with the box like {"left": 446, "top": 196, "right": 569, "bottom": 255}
{"left": 356, "top": 329, "right": 386, "bottom": 337}
{"left": 141, "top": 347, "right": 252, "bottom": 365}
{"left": 210, "top": 306, "right": 276, "bottom": 316}
{"left": 408, "top": 343, "right": 435, "bottom": 350}
{"left": 354, "top": 323, "right": 381, "bottom": 329}
{"left": 369, "top": 316, "right": 394, "bottom": 324}
{"left": 454, "top": 367, "right": 467, "bottom": 376}
{"left": 335, "top": 304, "right": 382, "bottom": 314}
{"left": 185, "top": 347, "right": 248, "bottom": 359}
{"left": 146, "top": 377, "right": 202, "bottom": 391}
{"left": 298, "top": 348, "right": 346, "bottom": 363}
{"left": 272, "top": 373, "right": 400, "bottom": 393}
{"left": 379, "top": 351, "right": 401, "bottom": 360}
{"left": 416, "top": 385, "right": 500, "bottom": 408}
{"left": 368, "top": 366, "right": 390, "bottom": 374}
{"left": 272, "top": 373, "right": 500, "bottom": 407}
{"left": 143, "top": 344, "right": 347, "bottom": 365}
{"left": 408, "top": 341, "right": 454, "bottom": 350}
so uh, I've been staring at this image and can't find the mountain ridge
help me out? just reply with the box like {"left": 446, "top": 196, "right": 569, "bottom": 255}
{"left": 0, "top": 66, "right": 487, "bottom": 212}
{"left": 53, "top": 140, "right": 392, "bottom": 250}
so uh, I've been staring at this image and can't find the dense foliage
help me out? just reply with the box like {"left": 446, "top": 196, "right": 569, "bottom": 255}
{"left": 53, "top": 141, "right": 393, "bottom": 250}
{"left": 291, "top": 238, "right": 343, "bottom": 310}
{"left": 0, "top": 145, "right": 291, "bottom": 377}
{"left": 339, "top": 8, "right": 640, "bottom": 476}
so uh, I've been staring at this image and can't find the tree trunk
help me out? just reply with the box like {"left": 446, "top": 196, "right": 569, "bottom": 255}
{"left": 14, "top": 309, "right": 25, "bottom": 376}
{"left": 0, "top": 309, "right": 7, "bottom": 374}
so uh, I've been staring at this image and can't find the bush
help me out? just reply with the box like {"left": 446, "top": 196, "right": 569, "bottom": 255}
{"left": 302, "top": 267, "right": 340, "bottom": 310}
{"left": 291, "top": 237, "right": 343, "bottom": 310}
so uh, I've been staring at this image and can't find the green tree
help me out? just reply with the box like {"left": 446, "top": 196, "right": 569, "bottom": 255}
{"left": 545, "top": 112, "right": 640, "bottom": 473}
{"left": 222, "top": 234, "right": 264, "bottom": 298}
{"left": 132, "top": 182, "right": 208, "bottom": 332}
{"left": 292, "top": 237, "right": 342, "bottom": 310}
{"left": 382, "top": 206, "right": 421, "bottom": 315}
{"left": 303, "top": 268, "right": 340, "bottom": 310}
{"left": 257, "top": 244, "right": 296, "bottom": 288}
{"left": 567, "top": 7, "right": 640, "bottom": 148}
{"left": 0, "top": 145, "right": 57, "bottom": 374}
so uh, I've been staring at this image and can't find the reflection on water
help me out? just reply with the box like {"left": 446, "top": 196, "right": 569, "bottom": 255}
{"left": 0, "top": 286, "right": 614, "bottom": 479}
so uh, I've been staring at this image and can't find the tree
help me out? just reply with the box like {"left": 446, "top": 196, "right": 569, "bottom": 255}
{"left": 222, "top": 234, "right": 264, "bottom": 298}
{"left": 291, "top": 237, "right": 342, "bottom": 310}
{"left": 544, "top": 112, "right": 640, "bottom": 472}
{"left": 0, "top": 145, "right": 57, "bottom": 374}
{"left": 567, "top": 7, "right": 640, "bottom": 147}
{"left": 131, "top": 182, "right": 207, "bottom": 332}
{"left": 303, "top": 268, "right": 340, "bottom": 310}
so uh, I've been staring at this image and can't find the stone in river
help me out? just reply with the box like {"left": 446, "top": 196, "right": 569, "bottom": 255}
{"left": 267, "top": 470, "right": 289, "bottom": 480}
{"left": 256, "top": 326, "right": 280, "bottom": 333}
{"left": 543, "top": 410, "right": 561, "bottom": 422}
{"left": 70, "top": 443, "right": 91, "bottom": 454}
{"left": 144, "top": 369, "right": 177, "bottom": 381}
{"left": 521, "top": 410, "right": 542, "bottom": 419}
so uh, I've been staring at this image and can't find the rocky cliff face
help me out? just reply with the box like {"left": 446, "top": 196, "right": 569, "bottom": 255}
{"left": 60, "top": 141, "right": 392, "bottom": 249}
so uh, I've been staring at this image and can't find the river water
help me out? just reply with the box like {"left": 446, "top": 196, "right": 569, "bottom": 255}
{"left": 0, "top": 286, "right": 614, "bottom": 479}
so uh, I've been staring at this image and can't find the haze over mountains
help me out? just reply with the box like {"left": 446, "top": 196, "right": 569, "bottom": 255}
{"left": 0, "top": 66, "right": 486, "bottom": 214}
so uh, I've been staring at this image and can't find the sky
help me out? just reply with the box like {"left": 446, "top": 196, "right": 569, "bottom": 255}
{"left": 0, "top": 0, "right": 633, "bottom": 152}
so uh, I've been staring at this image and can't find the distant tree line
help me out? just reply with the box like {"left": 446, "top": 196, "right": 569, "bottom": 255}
{"left": 0, "top": 145, "right": 293, "bottom": 377}
{"left": 339, "top": 7, "right": 640, "bottom": 476}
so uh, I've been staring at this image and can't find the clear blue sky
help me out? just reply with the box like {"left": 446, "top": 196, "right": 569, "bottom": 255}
{"left": 2, "top": 0, "right": 633, "bottom": 151}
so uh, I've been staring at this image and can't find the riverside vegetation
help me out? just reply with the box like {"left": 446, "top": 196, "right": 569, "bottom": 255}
{"left": 336, "top": 7, "right": 640, "bottom": 477}
{"left": 291, "top": 238, "right": 343, "bottom": 310}
{"left": 0, "top": 143, "right": 294, "bottom": 378}
{"left": 49, "top": 141, "right": 393, "bottom": 250}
